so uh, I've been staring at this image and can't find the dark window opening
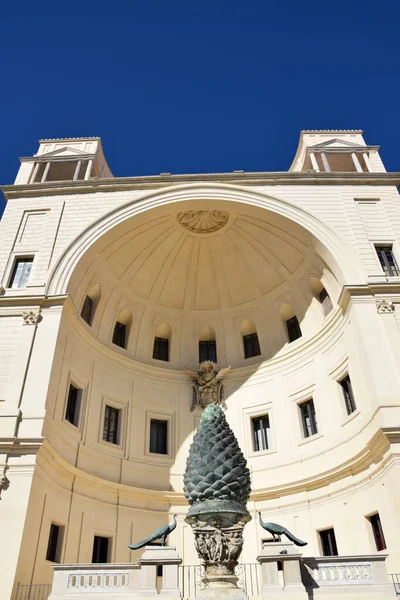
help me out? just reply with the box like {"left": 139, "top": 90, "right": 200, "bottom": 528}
{"left": 320, "top": 528, "right": 338, "bottom": 556}
{"left": 199, "top": 340, "right": 217, "bottom": 363}
{"left": 92, "top": 536, "right": 109, "bottom": 563}
{"left": 243, "top": 333, "right": 261, "bottom": 359}
{"left": 9, "top": 257, "right": 33, "bottom": 288}
{"left": 81, "top": 295, "right": 93, "bottom": 325}
{"left": 150, "top": 419, "right": 168, "bottom": 455}
{"left": 300, "top": 399, "right": 318, "bottom": 438}
{"left": 103, "top": 405, "right": 120, "bottom": 445}
{"left": 112, "top": 321, "right": 127, "bottom": 348}
{"left": 286, "top": 316, "right": 302, "bottom": 342}
{"left": 46, "top": 524, "right": 62, "bottom": 563}
{"left": 65, "top": 384, "right": 81, "bottom": 427}
{"left": 153, "top": 337, "right": 169, "bottom": 361}
{"left": 369, "top": 513, "right": 386, "bottom": 551}
{"left": 375, "top": 246, "right": 400, "bottom": 277}
{"left": 252, "top": 415, "right": 270, "bottom": 452}
{"left": 319, "top": 288, "right": 333, "bottom": 316}
{"left": 339, "top": 375, "right": 356, "bottom": 416}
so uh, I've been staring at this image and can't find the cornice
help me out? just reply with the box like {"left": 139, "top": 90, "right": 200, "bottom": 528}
{"left": 0, "top": 294, "right": 67, "bottom": 312}
{"left": 2, "top": 171, "right": 400, "bottom": 200}
{"left": 36, "top": 426, "right": 400, "bottom": 506}
{"left": 0, "top": 437, "right": 44, "bottom": 455}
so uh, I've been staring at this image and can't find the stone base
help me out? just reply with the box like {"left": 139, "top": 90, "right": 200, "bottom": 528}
{"left": 196, "top": 588, "right": 248, "bottom": 600}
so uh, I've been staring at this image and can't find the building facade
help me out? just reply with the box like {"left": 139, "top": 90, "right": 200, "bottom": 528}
{"left": 1, "top": 131, "right": 400, "bottom": 599}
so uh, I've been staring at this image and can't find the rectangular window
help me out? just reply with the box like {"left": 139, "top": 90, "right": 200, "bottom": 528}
{"left": 243, "top": 333, "right": 261, "bottom": 358}
{"left": 319, "top": 528, "right": 338, "bottom": 556}
{"left": 252, "top": 415, "right": 270, "bottom": 452}
{"left": 375, "top": 246, "right": 400, "bottom": 277}
{"left": 65, "top": 384, "right": 81, "bottom": 427}
{"left": 81, "top": 295, "right": 93, "bottom": 325}
{"left": 103, "top": 405, "right": 120, "bottom": 445}
{"left": 287, "top": 316, "right": 302, "bottom": 342}
{"left": 369, "top": 513, "right": 386, "bottom": 551}
{"left": 199, "top": 340, "right": 217, "bottom": 363}
{"left": 153, "top": 337, "right": 169, "bottom": 361}
{"left": 46, "top": 523, "right": 63, "bottom": 563}
{"left": 92, "top": 536, "right": 109, "bottom": 563}
{"left": 339, "top": 375, "right": 356, "bottom": 416}
{"left": 112, "top": 321, "right": 127, "bottom": 348}
{"left": 319, "top": 288, "right": 333, "bottom": 316}
{"left": 300, "top": 399, "right": 318, "bottom": 438}
{"left": 150, "top": 419, "right": 168, "bottom": 455}
{"left": 9, "top": 257, "right": 33, "bottom": 288}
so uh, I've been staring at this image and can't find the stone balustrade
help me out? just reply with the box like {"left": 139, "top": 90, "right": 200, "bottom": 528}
{"left": 45, "top": 545, "right": 396, "bottom": 599}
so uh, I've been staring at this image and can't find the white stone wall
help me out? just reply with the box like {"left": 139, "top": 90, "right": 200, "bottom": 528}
{"left": 1, "top": 141, "right": 400, "bottom": 597}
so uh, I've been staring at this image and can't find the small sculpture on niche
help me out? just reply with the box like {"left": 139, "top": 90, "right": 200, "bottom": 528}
{"left": 185, "top": 361, "right": 231, "bottom": 411}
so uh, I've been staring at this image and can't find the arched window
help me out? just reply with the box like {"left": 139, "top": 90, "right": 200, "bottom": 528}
{"left": 280, "top": 303, "right": 302, "bottom": 343}
{"left": 198, "top": 326, "right": 217, "bottom": 363}
{"left": 112, "top": 308, "right": 132, "bottom": 349}
{"left": 153, "top": 322, "right": 171, "bottom": 362}
{"left": 80, "top": 283, "right": 101, "bottom": 326}
{"left": 310, "top": 277, "right": 333, "bottom": 317}
{"left": 240, "top": 319, "right": 261, "bottom": 359}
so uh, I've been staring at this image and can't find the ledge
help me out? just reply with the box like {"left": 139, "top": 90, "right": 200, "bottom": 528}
{"left": 3, "top": 171, "right": 400, "bottom": 200}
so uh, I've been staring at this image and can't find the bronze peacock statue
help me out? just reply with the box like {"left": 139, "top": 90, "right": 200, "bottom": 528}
{"left": 258, "top": 512, "right": 307, "bottom": 546}
{"left": 128, "top": 514, "right": 177, "bottom": 550}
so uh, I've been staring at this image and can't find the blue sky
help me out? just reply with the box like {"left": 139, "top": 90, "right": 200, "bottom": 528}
{"left": 1, "top": 0, "right": 399, "bottom": 216}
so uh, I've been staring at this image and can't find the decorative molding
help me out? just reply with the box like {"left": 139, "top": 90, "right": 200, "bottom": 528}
{"left": 22, "top": 309, "right": 42, "bottom": 325}
{"left": 376, "top": 299, "right": 395, "bottom": 314}
{"left": 177, "top": 209, "right": 229, "bottom": 233}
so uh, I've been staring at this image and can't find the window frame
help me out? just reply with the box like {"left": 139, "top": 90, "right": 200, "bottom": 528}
{"left": 153, "top": 336, "right": 169, "bottom": 362}
{"left": 81, "top": 295, "right": 94, "bottom": 325}
{"left": 251, "top": 414, "right": 271, "bottom": 452}
{"left": 145, "top": 411, "right": 174, "bottom": 460}
{"left": 339, "top": 374, "right": 356, "bottom": 416}
{"left": 149, "top": 418, "right": 168, "bottom": 455}
{"left": 243, "top": 403, "right": 276, "bottom": 458}
{"left": 112, "top": 321, "right": 127, "bottom": 349}
{"left": 65, "top": 383, "right": 82, "bottom": 428}
{"left": 243, "top": 332, "right": 261, "bottom": 359}
{"left": 319, "top": 528, "right": 338, "bottom": 556}
{"left": 299, "top": 398, "right": 318, "bottom": 439}
{"left": 45, "top": 522, "right": 64, "bottom": 563}
{"left": 199, "top": 339, "right": 217, "bottom": 363}
{"left": 103, "top": 405, "right": 120, "bottom": 445}
{"left": 63, "top": 375, "right": 86, "bottom": 433}
{"left": 319, "top": 287, "right": 333, "bottom": 317}
{"left": 99, "top": 397, "right": 127, "bottom": 453}
{"left": 92, "top": 535, "right": 111, "bottom": 564}
{"left": 286, "top": 316, "right": 302, "bottom": 343}
{"left": 367, "top": 513, "right": 387, "bottom": 551}
{"left": 375, "top": 244, "right": 400, "bottom": 277}
{"left": 8, "top": 256, "right": 34, "bottom": 289}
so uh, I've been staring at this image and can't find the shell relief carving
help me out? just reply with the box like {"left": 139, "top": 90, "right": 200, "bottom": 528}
{"left": 177, "top": 210, "right": 229, "bottom": 233}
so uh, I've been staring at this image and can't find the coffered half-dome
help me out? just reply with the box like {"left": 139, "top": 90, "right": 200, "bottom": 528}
{"left": 68, "top": 198, "right": 340, "bottom": 368}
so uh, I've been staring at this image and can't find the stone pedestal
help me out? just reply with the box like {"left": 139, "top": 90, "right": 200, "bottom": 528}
{"left": 139, "top": 546, "right": 182, "bottom": 597}
{"left": 257, "top": 541, "right": 308, "bottom": 598}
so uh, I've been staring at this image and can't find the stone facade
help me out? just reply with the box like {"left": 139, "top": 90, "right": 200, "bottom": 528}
{"left": 1, "top": 132, "right": 400, "bottom": 600}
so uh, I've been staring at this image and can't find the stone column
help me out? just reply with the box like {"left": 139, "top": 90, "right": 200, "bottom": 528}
{"left": 73, "top": 160, "right": 82, "bottom": 181}
{"left": 309, "top": 152, "right": 320, "bottom": 172}
{"left": 321, "top": 152, "right": 331, "bottom": 172}
{"left": 84, "top": 159, "right": 93, "bottom": 179}
{"left": 363, "top": 152, "right": 373, "bottom": 172}
{"left": 41, "top": 161, "right": 51, "bottom": 182}
{"left": 351, "top": 152, "right": 363, "bottom": 173}
{"left": 29, "top": 162, "right": 40, "bottom": 183}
